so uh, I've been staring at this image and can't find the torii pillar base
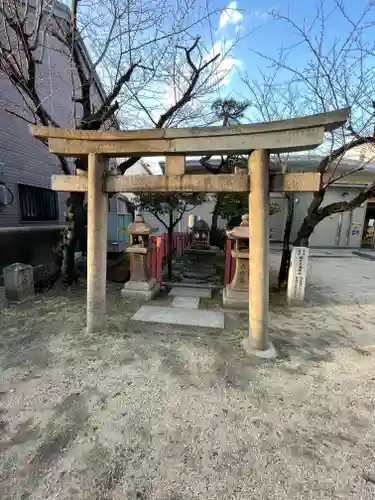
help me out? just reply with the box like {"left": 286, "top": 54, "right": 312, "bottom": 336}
{"left": 242, "top": 337, "right": 277, "bottom": 359}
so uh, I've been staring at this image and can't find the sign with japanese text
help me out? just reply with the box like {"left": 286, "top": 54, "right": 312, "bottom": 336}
{"left": 287, "top": 247, "right": 309, "bottom": 304}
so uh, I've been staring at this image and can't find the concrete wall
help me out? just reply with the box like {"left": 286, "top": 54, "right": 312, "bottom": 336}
{"left": 0, "top": 227, "right": 62, "bottom": 271}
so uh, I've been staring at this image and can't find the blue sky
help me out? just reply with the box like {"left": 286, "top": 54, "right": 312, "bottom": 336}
{"left": 210, "top": 0, "right": 375, "bottom": 118}
{"left": 216, "top": 0, "right": 374, "bottom": 63}
{"left": 64, "top": 0, "right": 375, "bottom": 129}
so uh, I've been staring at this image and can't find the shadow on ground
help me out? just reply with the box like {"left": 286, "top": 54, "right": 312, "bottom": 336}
{"left": 0, "top": 278, "right": 374, "bottom": 499}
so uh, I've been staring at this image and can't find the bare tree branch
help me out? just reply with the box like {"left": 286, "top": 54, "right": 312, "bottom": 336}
{"left": 82, "top": 61, "right": 139, "bottom": 129}
{"left": 117, "top": 38, "right": 221, "bottom": 174}
{"left": 155, "top": 38, "right": 220, "bottom": 128}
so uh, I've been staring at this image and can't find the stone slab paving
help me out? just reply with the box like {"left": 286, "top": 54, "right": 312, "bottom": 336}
{"left": 163, "top": 281, "right": 215, "bottom": 289}
{"left": 168, "top": 286, "right": 211, "bottom": 298}
{"left": 131, "top": 305, "right": 224, "bottom": 328}
{"left": 171, "top": 296, "right": 200, "bottom": 309}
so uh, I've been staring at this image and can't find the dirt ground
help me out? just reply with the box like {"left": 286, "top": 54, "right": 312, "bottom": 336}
{"left": 1, "top": 255, "right": 375, "bottom": 500}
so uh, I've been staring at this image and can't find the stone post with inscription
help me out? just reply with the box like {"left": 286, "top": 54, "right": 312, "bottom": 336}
{"left": 287, "top": 247, "right": 309, "bottom": 305}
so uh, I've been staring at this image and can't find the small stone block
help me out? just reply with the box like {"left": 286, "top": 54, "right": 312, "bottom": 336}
{"left": 123, "top": 278, "right": 157, "bottom": 292}
{"left": 172, "top": 296, "right": 199, "bottom": 309}
{"left": 131, "top": 305, "right": 224, "bottom": 329}
{"left": 168, "top": 287, "right": 211, "bottom": 298}
{"left": 3, "top": 263, "right": 34, "bottom": 303}
{"left": 121, "top": 280, "right": 160, "bottom": 301}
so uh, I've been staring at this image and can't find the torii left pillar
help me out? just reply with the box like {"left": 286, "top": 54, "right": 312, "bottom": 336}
{"left": 86, "top": 153, "right": 108, "bottom": 333}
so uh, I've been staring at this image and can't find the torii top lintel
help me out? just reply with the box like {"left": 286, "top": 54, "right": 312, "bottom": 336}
{"left": 30, "top": 107, "right": 349, "bottom": 157}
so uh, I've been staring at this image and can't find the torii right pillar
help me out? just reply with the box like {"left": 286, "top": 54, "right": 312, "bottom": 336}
{"left": 245, "top": 149, "right": 276, "bottom": 358}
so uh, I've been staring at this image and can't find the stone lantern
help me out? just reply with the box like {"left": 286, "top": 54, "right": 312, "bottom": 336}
{"left": 121, "top": 213, "right": 160, "bottom": 300}
{"left": 223, "top": 214, "right": 249, "bottom": 308}
{"left": 191, "top": 219, "right": 210, "bottom": 250}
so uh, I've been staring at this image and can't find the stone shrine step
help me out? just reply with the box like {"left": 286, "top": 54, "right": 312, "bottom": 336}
{"left": 180, "top": 278, "right": 207, "bottom": 285}
{"left": 168, "top": 287, "right": 211, "bottom": 298}
{"left": 184, "top": 271, "right": 212, "bottom": 280}
{"left": 163, "top": 281, "right": 215, "bottom": 289}
{"left": 171, "top": 296, "right": 200, "bottom": 309}
{"left": 131, "top": 305, "right": 224, "bottom": 329}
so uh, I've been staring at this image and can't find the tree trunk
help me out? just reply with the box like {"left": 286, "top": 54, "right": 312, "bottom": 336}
{"left": 53, "top": 191, "right": 85, "bottom": 285}
{"left": 50, "top": 156, "right": 87, "bottom": 285}
{"left": 167, "top": 210, "right": 174, "bottom": 280}
{"left": 210, "top": 193, "right": 224, "bottom": 246}
{"left": 211, "top": 196, "right": 220, "bottom": 232}
{"left": 277, "top": 194, "right": 294, "bottom": 289}
{"left": 293, "top": 215, "right": 321, "bottom": 247}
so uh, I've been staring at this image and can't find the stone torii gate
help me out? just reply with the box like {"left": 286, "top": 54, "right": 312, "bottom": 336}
{"left": 31, "top": 107, "right": 348, "bottom": 355}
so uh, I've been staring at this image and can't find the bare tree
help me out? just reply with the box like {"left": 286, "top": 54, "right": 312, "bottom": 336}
{"left": 241, "top": 0, "right": 375, "bottom": 285}
{"left": 0, "top": 0, "right": 229, "bottom": 284}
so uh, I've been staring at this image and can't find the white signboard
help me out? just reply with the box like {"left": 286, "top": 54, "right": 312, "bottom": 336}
{"left": 287, "top": 247, "right": 309, "bottom": 305}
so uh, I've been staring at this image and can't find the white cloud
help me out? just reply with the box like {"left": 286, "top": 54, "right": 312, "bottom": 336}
{"left": 205, "top": 39, "right": 242, "bottom": 86}
{"left": 219, "top": 1, "right": 243, "bottom": 29}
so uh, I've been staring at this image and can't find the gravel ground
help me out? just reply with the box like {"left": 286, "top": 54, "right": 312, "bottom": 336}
{"left": 1, "top": 256, "right": 375, "bottom": 499}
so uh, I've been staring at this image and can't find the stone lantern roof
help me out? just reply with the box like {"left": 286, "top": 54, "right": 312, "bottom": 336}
{"left": 226, "top": 214, "right": 249, "bottom": 240}
{"left": 126, "top": 213, "right": 153, "bottom": 235}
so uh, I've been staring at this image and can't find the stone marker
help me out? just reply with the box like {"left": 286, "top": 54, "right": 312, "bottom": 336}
{"left": 3, "top": 263, "right": 34, "bottom": 303}
{"left": 287, "top": 247, "right": 309, "bottom": 305}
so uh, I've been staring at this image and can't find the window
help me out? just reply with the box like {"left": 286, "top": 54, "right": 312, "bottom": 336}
{"left": 18, "top": 184, "right": 58, "bottom": 222}
{"left": 117, "top": 197, "right": 127, "bottom": 214}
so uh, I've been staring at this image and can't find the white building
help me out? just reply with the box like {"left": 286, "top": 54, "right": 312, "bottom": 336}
{"left": 117, "top": 148, "right": 375, "bottom": 249}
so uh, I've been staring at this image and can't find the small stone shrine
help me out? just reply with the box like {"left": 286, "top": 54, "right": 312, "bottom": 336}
{"left": 223, "top": 214, "right": 250, "bottom": 308}
{"left": 121, "top": 213, "right": 160, "bottom": 300}
{"left": 191, "top": 219, "right": 210, "bottom": 250}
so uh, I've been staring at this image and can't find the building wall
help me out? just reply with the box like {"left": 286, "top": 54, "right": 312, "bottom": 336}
{"left": 0, "top": 1, "right": 106, "bottom": 225}
{"left": 176, "top": 197, "right": 226, "bottom": 233}
{"left": 269, "top": 194, "right": 287, "bottom": 241}
{"left": 142, "top": 194, "right": 286, "bottom": 238}
{"left": 289, "top": 187, "right": 366, "bottom": 248}
{"left": 141, "top": 196, "right": 227, "bottom": 235}
{"left": 0, "top": 1, "right": 108, "bottom": 270}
